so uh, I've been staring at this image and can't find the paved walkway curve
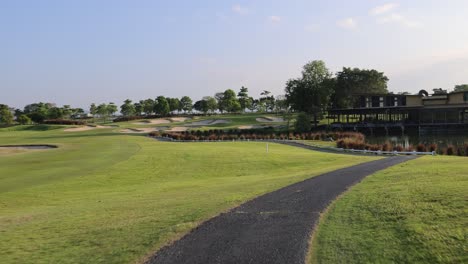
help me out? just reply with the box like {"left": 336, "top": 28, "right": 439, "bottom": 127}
{"left": 146, "top": 154, "right": 417, "bottom": 264}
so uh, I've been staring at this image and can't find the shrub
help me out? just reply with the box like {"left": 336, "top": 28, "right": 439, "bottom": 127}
{"left": 465, "top": 144, "right": 468, "bottom": 157}
{"left": 416, "top": 144, "right": 426, "bottom": 152}
{"left": 17, "top": 115, "right": 32, "bottom": 125}
{"left": 112, "top": 116, "right": 142, "bottom": 122}
{"left": 43, "top": 119, "right": 86, "bottom": 125}
{"left": 428, "top": 144, "right": 437, "bottom": 153}
{"left": 456, "top": 147, "right": 464, "bottom": 156}
{"left": 445, "top": 145, "right": 456, "bottom": 156}
{"left": 295, "top": 113, "right": 312, "bottom": 133}
{"left": 394, "top": 145, "right": 404, "bottom": 152}
{"left": 382, "top": 141, "right": 392, "bottom": 151}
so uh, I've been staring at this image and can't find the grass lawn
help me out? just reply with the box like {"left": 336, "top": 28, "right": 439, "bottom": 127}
{"left": 0, "top": 125, "right": 377, "bottom": 264}
{"left": 310, "top": 155, "right": 467, "bottom": 264}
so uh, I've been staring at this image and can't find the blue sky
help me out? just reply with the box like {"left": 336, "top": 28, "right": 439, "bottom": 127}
{"left": 2, "top": 0, "right": 468, "bottom": 108}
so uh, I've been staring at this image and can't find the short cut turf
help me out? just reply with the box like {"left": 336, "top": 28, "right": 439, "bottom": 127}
{"left": 0, "top": 126, "right": 378, "bottom": 263}
{"left": 311, "top": 155, "right": 467, "bottom": 264}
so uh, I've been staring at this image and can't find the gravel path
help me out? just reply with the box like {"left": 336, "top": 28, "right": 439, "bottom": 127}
{"left": 146, "top": 155, "right": 417, "bottom": 264}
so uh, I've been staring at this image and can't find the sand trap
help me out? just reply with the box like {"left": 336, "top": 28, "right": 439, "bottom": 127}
{"left": 132, "top": 119, "right": 171, "bottom": 125}
{"left": 238, "top": 125, "right": 263, "bottom": 130}
{"left": 169, "top": 117, "right": 190, "bottom": 122}
{"left": 64, "top": 125, "right": 112, "bottom": 132}
{"left": 256, "top": 117, "right": 285, "bottom": 123}
{"left": 167, "top": 126, "right": 189, "bottom": 132}
{"left": 120, "top": 127, "right": 169, "bottom": 133}
{"left": 0, "top": 145, "right": 56, "bottom": 156}
{"left": 187, "top": 119, "right": 229, "bottom": 126}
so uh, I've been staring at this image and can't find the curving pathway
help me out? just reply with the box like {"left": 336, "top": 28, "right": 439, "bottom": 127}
{"left": 146, "top": 147, "right": 417, "bottom": 264}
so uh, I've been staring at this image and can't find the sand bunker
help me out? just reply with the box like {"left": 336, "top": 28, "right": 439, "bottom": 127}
{"left": 169, "top": 117, "right": 190, "bottom": 122}
{"left": 187, "top": 119, "right": 229, "bottom": 126}
{"left": 132, "top": 119, "right": 171, "bottom": 125}
{"left": 238, "top": 125, "right": 263, "bottom": 130}
{"left": 64, "top": 125, "right": 112, "bottom": 132}
{"left": 120, "top": 127, "right": 169, "bottom": 133}
{"left": 256, "top": 117, "right": 285, "bottom": 123}
{"left": 0, "top": 145, "right": 57, "bottom": 156}
{"left": 167, "top": 126, "right": 189, "bottom": 132}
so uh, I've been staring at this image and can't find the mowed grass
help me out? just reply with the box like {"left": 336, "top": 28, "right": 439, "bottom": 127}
{"left": 0, "top": 126, "right": 378, "bottom": 264}
{"left": 311, "top": 156, "right": 467, "bottom": 264}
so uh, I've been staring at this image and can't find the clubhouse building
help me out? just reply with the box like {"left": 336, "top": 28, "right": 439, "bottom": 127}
{"left": 328, "top": 89, "right": 468, "bottom": 133}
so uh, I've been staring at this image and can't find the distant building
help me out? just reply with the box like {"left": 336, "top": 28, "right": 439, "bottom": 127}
{"left": 329, "top": 90, "right": 468, "bottom": 130}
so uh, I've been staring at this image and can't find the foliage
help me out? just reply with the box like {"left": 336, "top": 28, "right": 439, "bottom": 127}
{"left": 294, "top": 112, "right": 312, "bottom": 132}
{"left": 333, "top": 67, "right": 389, "bottom": 108}
{"left": 43, "top": 119, "right": 86, "bottom": 125}
{"left": 237, "top": 86, "right": 252, "bottom": 112}
{"left": 154, "top": 96, "right": 170, "bottom": 116}
{"left": 218, "top": 89, "right": 241, "bottom": 113}
{"left": 17, "top": 114, "right": 32, "bottom": 125}
{"left": 120, "top": 99, "right": 136, "bottom": 116}
{"left": 453, "top": 84, "right": 468, "bottom": 92}
{"left": 285, "top": 60, "right": 334, "bottom": 124}
{"left": 180, "top": 96, "right": 193, "bottom": 113}
{"left": 0, "top": 104, "right": 14, "bottom": 125}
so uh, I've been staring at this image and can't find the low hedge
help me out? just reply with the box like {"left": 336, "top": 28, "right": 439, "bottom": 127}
{"left": 43, "top": 119, "right": 86, "bottom": 125}
{"left": 149, "top": 130, "right": 364, "bottom": 142}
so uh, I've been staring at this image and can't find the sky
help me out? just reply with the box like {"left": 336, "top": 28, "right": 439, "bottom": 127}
{"left": 2, "top": 0, "right": 468, "bottom": 109}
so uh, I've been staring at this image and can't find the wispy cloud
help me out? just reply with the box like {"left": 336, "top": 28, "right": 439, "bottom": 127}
{"left": 370, "top": 3, "right": 399, "bottom": 16}
{"left": 378, "top": 13, "right": 422, "bottom": 28}
{"left": 232, "top": 4, "right": 249, "bottom": 15}
{"left": 268, "top": 16, "right": 281, "bottom": 23}
{"left": 337, "top": 18, "right": 357, "bottom": 30}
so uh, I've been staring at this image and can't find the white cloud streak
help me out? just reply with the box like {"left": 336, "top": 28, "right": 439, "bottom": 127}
{"left": 337, "top": 18, "right": 357, "bottom": 29}
{"left": 232, "top": 4, "right": 249, "bottom": 15}
{"left": 268, "top": 16, "right": 281, "bottom": 23}
{"left": 370, "top": 3, "right": 399, "bottom": 16}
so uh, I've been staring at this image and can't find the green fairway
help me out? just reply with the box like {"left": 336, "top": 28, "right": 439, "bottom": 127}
{"left": 311, "top": 156, "right": 467, "bottom": 264}
{"left": 0, "top": 126, "right": 377, "bottom": 264}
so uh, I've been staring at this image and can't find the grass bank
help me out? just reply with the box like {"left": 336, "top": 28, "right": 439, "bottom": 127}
{"left": 310, "top": 156, "right": 467, "bottom": 263}
{"left": 0, "top": 126, "right": 377, "bottom": 263}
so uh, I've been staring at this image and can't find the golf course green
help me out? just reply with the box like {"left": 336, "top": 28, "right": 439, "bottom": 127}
{"left": 310, "top": 155, "right": 467, "bottom": 263}
{"left": 0, "top": 125, "right": 377, "bottom": 263}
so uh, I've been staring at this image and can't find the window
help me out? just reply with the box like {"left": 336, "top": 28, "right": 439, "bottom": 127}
{"left": 464, "top": 92, "right": 468, "bottom": 102}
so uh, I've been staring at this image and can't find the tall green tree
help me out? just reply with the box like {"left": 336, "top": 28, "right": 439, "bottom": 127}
{"left": 285, "top": 60, "right": 334, "bottom": 126}
{"left": 107, "top": 103, "right": 118, "bottom": 116}
{"left": 220, "top": 89, "right": 241, "bottom": 113}
{"left": 260, "top": 90, "right": 275, "bottom": 112}
{"left": 333, "top": 67, "right": 389, "bottom": 108}
{"left": 0, "top": 104, "right": 14, "bottom": 125}
{"left": 454, "top": 84, "right": 468, "bottom": 92}
{"left": 204, "top": 96, "right": 218, "bottom": 113}
{"left": 167, "top": 98, "right": 181, "bottom": 113}
{"left": 96, "top": 103, "right": 109, "bottom": 118}
{"left": 193, "top": 100, "right": 208, "bottom": 114}
{"left": 17, "top": 114, "right": 31, "bottom": 125}
{"left": 180, "top": 96, "right": 193, "bottom": 113}
{"left": 154, "top": 96, "right": 170, "bottom": 116}
{"left": 120, "top": 99, "right": 135, "bottom": 116}
{"left": 214, "top": 92, "right": 225, "bottom": 113}
{"left": 47, "top": 107, "right": 64, "bottom": 119}
{"left": 90, "top": 103, "right": 97, "bottom": 116}
{"left": 134, "top": 101, "right": 143, "bottom": 116}
{"left": 143, "top": 99, "right": 154, "bottom": 115}
{"left": 237, "top": 86, "right": 252, "bottom": 112}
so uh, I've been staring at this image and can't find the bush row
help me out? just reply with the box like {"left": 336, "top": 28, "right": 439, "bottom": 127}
{"left": 43, "top": 119, "right": 86, "bottom": 125}
{"left": 149, "top": 130, "right": 364, "bottom": 142}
